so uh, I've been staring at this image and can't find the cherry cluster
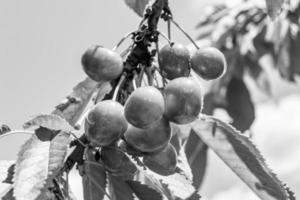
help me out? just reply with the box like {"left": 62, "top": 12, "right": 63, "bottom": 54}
{"left": 79, "top": 2, "right": 227, "bottom": 177}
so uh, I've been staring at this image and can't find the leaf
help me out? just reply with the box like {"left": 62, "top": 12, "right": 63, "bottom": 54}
{"left": 0, "top": 161, "right": 15, "bottom": 199}
{"left": 53, "top": 78, "right": 111, "bottom": 126}
{"left": 0, "top": 125, "right": 11, "bottom": 136}
{"left": 13, "top": 127, "right": 71, "bottom": 200}
{"left": 289, "top": 28, "right": 300, "bottom": 77}
{"left": 23, "top": 114, "right": 74, "bottom": 132}
{"left": 82, "top": 149, "right": 107, "bottom": 200}
{"left": 226, "top": 77, "right": 255, "bottom": 132}
{"left": 127, "top": 180, "right": 163, "bottom": 200}
{"left": 185, "top": 130, "right": 207, "bottom": 190}
{"left": 176, "top": 146, "right": 193, "bottom": 183}
{"left": 124, "top": 0, "right": 150, "bottom": 17}
{"left": 147, "top": 170, "right": 196, "bottom": 200}
{"left": 109, "top": 175, "right": 134, "bottom": 200}
{"left": 265, "top": 0, "right": 286, "bottom": 19}
{"left": 188, "top": 115, "right": 293, "bottom": 200}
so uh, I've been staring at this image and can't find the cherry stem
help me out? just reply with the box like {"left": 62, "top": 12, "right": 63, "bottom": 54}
{"left": 132, "top": 71, "right": 138, "bottom": 90}
{"left": 112, "top": 32, "right": 135, "bottom": 52}
{"left": 157, "top": 30, "right": 173, "bottom": 44}
{"left": 167, "top": 19, "right": 171, "bottom": 40}
{"left": 70, "top": 132, "right": 88, "bottom": 148}
{"left": 170, "top": 19, "right": 200, "bottom": 50}
{"left": 112, "top": 73, "right": 126, "bottom": 101}
{"left": 155, "top": 42, "right": 167, "bottom": 87}
{"left": 0, "top": 130, "right": 34, "bottom": 140}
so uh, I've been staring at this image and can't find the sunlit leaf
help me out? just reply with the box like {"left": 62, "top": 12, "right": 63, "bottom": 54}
{"left": 127, "top": 180, "right": 163, "bottom": 200}
{"left": 53, "top": 78, "right": 111, "bottom": 126}
{"left": 13, "top": 127, "right": 71, "bottom": 200}
{"left": 0, "top": 161, "right": 15, "bottom": 199}
{"left": 82, "top": 149, "right": 107, "bottom": 200}
{"left": 23, "top": 114, "right": 74, "bottom": 132}
{"left": 188, "top": 115, "right": 293, "bottom": 200}
{"left": 148, "top": 170, "right": 196, "bottom": 199}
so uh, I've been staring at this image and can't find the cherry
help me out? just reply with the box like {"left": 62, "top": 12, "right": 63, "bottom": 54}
{"left": 143, "top": 143, "right": 177, "bottom": 176}
{"left": 163, "top": 77, "right": 202, "bottom": 124}
{"left": 124, "top": 117, "right": 171, "bottom": 153}
{"left": 119, "top": 139, "right": 145, "bottom": 156}
{"left": 158, "top": 43, "right": 191, "bottom": 79}
{"left": 82, "top": 45, "right": 124, "bottom": 82}
{"left": 85, "top": 100, "right": 128, "bottom": 147}
{"left": 124, "top": 86, "right": 165, "bottom": 128}
{"left": 191, "top": 47, "right": 227, "bottom": 80}
{"left": 101, "top": 146, "right": 137, "bottom": 177}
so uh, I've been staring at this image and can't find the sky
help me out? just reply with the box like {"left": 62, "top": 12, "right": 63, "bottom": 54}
{"left": 0, "top": 0, "right": 299, "bottom": 199}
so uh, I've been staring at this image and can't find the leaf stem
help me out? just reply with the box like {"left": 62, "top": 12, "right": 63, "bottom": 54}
{"left": 170, "top": 19, "right": 200, "bottom": 50}
{"left": 0, "top": 130, "right": 34, "bottom": 140}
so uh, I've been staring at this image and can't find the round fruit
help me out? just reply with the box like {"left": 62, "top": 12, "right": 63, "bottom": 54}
{"left": 191, "top": 47, "right": 227, "bottom": 80}
{"left": 158, "top": 43, "right": 191, "bottom": 79}
{"left": 143, "top": 143, "right": 177, "bottom": 176}
{"left": 119, "top": 139, "right": 145, "bottom": 156}
{"left": 101, "top": 146, "right": 137, "bottom": 176}
{"left": 85, "top": 100, "right": 128, "bottom": 146}
{"left": 124, "top": 86, "right": 165, "bottom": 128}
{"left": 163, "top": 77, "right": 202, "bottom": 124}
{"left": 124, "top": 117, "right": 171, "bottom": 153}
{"left": 82, "top": 45, "right": 123, "bottom": 82}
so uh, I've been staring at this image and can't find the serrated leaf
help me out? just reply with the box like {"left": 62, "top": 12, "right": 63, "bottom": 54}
{"left": 124, "top": 0, "right": 150, "bottom": 17}
{"left": 109, "top": 175, "right": 134, "bottom": 200}
{"left": 186, "top": 191, "right": 201, "bottom": 200}
{"left": 13, "top": 127, "right": 71, "bottom": 200}
{"left": 176, "top": 143, "right": 193, "bottom": 183}
{"left": 1, "top": 189, "right": 14, "bottom": 200}
{"left": 147, "top": 170, "right": 196, "bottom": 199}
{"left": 265, "top": 0, "right": 286, "bottom": 19}
{"left": 226, "top": 77, "right": 255, "bottom": 132}
{"left": 23, "top": 114, "right": 74, "bottom": 132}
{"left": 82, "top": 149, "right": 107, "bottom": 200}
{"left": 127, "top": 180, "right": 163, "bottom": 200}
{"left": 185, "top": 130, "right": 207, "bottom": 190}
{"left": 188, "top": 115, "right": 293, "bottom": 200}
{"left": 0, "top": 161, "right": 15, "bottom": 199}
{"left": 53, "top": 78, "right": 111, "bottom": 126}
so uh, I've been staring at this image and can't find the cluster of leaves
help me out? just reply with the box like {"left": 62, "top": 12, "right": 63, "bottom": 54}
{"left": 0, "top": 0, "right": 297, "bottom": 200}
{"left": 183, "top": 0, "right": 300, "bottom": 190}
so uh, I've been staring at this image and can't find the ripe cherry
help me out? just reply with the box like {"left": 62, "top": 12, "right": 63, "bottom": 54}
{"left": 159, "top": 43, "right": 191, "bottom": 80}
{"left": 101, "top": 146, "right": 137, "bottom": 177}
{"left": 124, "top": 86, "right": 165, "bottom": 128}
{"left": 82, "top": 45, "right": 124, "bottom": 82}
{"left": 163, "top": 77, "right": 202, "bottom": 124}
{"left": 143, "top": 143, "right": 177, "bottom": 176}
{"left": 191, "top": 47, "right": 227, "bottom": 80}
{"left": 124, "top": 117, "right": 171, "bottom": 153}
{"left": 85, "top": 100, "right": 128, "bottom": 146}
